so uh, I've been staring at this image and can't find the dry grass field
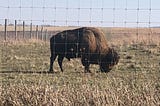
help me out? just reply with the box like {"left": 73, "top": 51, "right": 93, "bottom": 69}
{"left": 0, "top": 27, "right": 160, "bottom": 105}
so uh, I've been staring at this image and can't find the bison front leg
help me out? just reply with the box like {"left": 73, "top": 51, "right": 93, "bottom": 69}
{"left": 81, "top": 57, "right": 91, "bottom": 73}
{"left": 58, "top": 55, "right": 64, "bottom": 72}
{"left": 100, "top": 64, "right": 111, "bottom": 73}
{"left": 49, "top": 54, "right": 57, "bottom": 73}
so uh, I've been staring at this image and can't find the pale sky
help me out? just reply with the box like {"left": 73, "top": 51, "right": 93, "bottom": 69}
{"left": 0, "top": 0, "right": 160, "bottom": 27}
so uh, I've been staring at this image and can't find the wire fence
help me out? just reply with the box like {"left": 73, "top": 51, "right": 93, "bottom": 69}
{"left": 1, "top": 1, "right": 160, "bottom": 105}
{"left": 0, "top": 0, "right": 160, "bottom": 42}
{"left": 0, "top": 0, "right": 160, "bottom": 72}
{"left": 0, "top": 0, "right": 160, "bottom": 26}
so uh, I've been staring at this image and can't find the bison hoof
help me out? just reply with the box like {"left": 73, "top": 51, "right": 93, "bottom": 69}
{"left": 49, "top": 69, "right": 54, "bottom": 73}
{"left": 84, "top": 70, "right": 91, "bottom": 73}
{"left": 102, "top": 71, "right": 110, "bottom": 73}
{"left": 48, "top": 71, "right": 54, "bottom": 74}
{"left": 100, "top": 68, "right": 111, "bottom": 73}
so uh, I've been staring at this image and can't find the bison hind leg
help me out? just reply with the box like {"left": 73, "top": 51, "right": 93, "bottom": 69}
{"left": 49, "top": 54, "right": 57, "bottom": 73}
{"left": 58, "top": 55, "right": 64, "bottom": 72}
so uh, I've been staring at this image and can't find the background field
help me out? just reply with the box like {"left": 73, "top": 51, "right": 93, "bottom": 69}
{"left": 0, "top": 27, "right": 160, "bottom": 105}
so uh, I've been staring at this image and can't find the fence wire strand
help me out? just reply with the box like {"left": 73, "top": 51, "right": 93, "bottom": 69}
{"left": 0, "top": 0, "right": 159, "bottom": 27}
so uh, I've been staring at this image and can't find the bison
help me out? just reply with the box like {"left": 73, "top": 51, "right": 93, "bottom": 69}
{"left": 49, "top": 27, "right": 119, "bottom": 73}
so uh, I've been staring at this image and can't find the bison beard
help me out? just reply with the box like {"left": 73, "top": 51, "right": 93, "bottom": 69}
{"left": 49, "top": 27, "right": 119, "bottom": 73}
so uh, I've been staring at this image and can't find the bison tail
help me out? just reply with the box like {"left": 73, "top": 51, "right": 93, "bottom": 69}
{"left": 50, "top": 35, "right": 55, "bottom": 44}
{"left": 50, "top": 36, "right": 56, "bottom": 55}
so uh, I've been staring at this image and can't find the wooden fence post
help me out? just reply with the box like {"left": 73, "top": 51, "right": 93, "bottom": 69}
{"left": 45, "top": 29, "right": 47, "bottom": 42}
{"left": 23, "top": 21, "right": 25, "bottom": 39}
{"left": 41, "top": 26, "right": 43, "bottom": 41}
{"left": 4, "top": 19, "right": 7, "bottom": 41}
{"left": 36, "top": 25, "right": 38, "bottom": 40}
{"left": 15, "top": 20, "right": 17, "bottom": 40}
{"left": 30, "top": 23, "right": 32, "bottom": 39}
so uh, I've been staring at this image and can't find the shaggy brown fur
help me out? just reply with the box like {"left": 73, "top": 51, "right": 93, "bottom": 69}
{"left": 49, "top": 27, "right": 119, "bottom": 73}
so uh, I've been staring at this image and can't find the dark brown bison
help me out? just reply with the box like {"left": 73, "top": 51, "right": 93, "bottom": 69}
{"left": 49, "top": 27, "right": 119, "bottom": 73}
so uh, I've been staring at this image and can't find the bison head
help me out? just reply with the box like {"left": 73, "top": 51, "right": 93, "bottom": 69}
{"left": 100, "top": 48, "right": 120, "bottom": 73}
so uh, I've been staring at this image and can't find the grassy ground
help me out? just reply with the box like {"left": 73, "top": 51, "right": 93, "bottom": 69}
{"left": 0, "top": 39, "right": 160, "bottom": 105}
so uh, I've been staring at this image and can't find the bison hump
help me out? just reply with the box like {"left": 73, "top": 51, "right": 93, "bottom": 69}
{"left": 81, "top": 29, "right": 97, "bottom": 52}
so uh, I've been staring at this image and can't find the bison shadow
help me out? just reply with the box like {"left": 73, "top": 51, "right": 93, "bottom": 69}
{"left": 0, "top": 70, "right": 59, "bottom": 74}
